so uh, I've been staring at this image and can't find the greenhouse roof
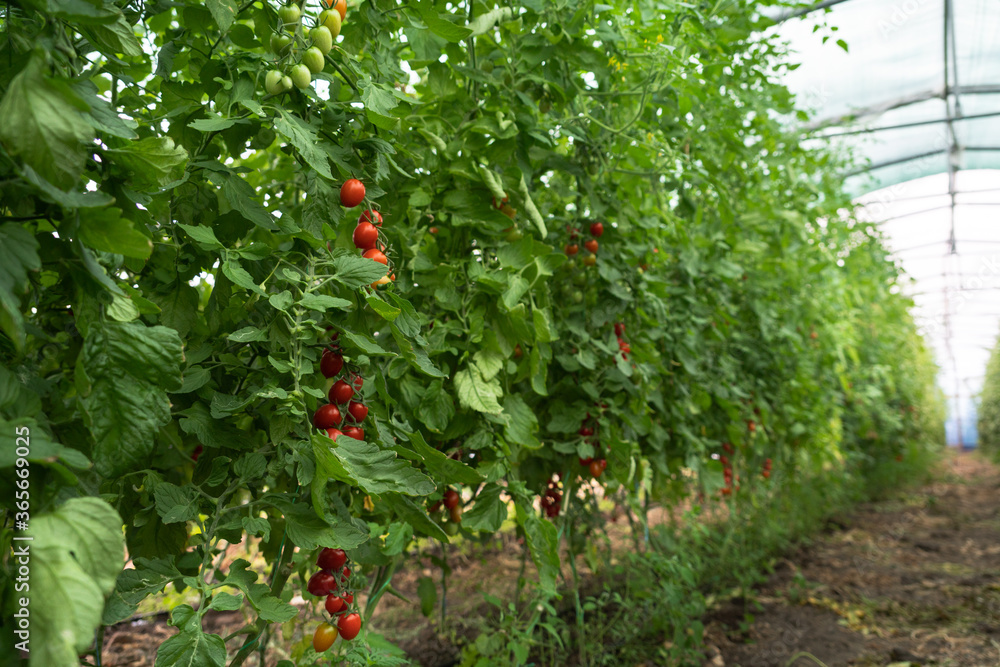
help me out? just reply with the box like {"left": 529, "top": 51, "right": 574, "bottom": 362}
{"left": 772, "top": 0, "right": 1000, "bottom": 444}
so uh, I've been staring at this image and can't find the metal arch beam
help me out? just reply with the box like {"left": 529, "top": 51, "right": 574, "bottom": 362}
{"left": 770, "top": 0, "right": 856, "bottom": 24}
{"left": 819, "top": 110, "right": 1000, "bottom": 138}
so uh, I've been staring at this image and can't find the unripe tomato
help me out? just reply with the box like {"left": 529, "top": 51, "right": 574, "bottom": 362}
{"left": 362, "top": 248, "right": 388, "bottom": 265}
{"left": 359, "top": 209, "right": 383, "bottom": 226}
{"left": 270, "top": 33, "right": 292, "bottom": 54}
{"left": 313, "top": 623, "right": 338, "bottom": 652}
{"left": 565, "top": 243, "right": 578, "bottom": 256}
{"left": 333, "top": 0, "right": 347, "bottom": 21}
{"left": 314, "top": 404, "right": 342, "bottom": 429}
{"left": 319, "top": 9, "right": 342, "bottom": 38}
{"left": 572, "top": 290, "right": 583, "bottom": 303}
{"left": 265, "top": 69, "right": 286, "bottom": 95}
{"left": 340, "top": 178, "right": 365, "bottom": 207}
{"left": 310, "top": 25, "right": 333, "bottom": 54}
{"left": 353, "top": 221, "right": 378, "bottom": 250}
{"left": 505, "top": 227, "right": 523, "bottom": 242}
{"left": 320, "top": 349, "right": 344, "bottom": 377}
{"left": 281, "top": 75, "right": 293, "bottom": 91}
{"left": 337, "top": 613, "right": 361, "bottom": 641}
{"left": 329, "top": 379, "right": 353, "bottom": 404}
{"left": 278, "top": 3, "right": 301, "bottom": 25}
{"left": 371, "top": 275, "right": 392, "bottom": 288}
{"left": 325, "top": 428, "right": 343, "bottom": 440}
{"left": 443, "top": 488, "right": 460, "bottom": 509}
{"left": 307, "top": 571, "right": 338, "bottom": 596}
{"left": 347, "top": 401, "right": 368, "bottom": 422}
{"left": 290, "top": 64, "right": 311, "bottom": 89}
{"left": 317, "top": 547, "right": 348, "bottom": 571}
{"left": 583, "top": 254, "right": 597, "bottom": 267}
{"left": 342, "top": 425, "right": 364, "bottom": 440}
{"left": 500, "top": 204, "right": 516, "bottom": 219}
{"left": 302, "top": 46, "right": 325, "bottom": 74}
{"left": 325, "top": 594, "right": 346, "bottom": 615}
{"left": 584, "top": 239, "right": 599, "bottom": 253}
{"left": 443, "top": 520, "right": 459, "bottom": 536}
{"left": 590, "top": 222, "right": 604, "bottom": 237}
{"left": 449, "top": 504, "right": 462, "bottom": 524}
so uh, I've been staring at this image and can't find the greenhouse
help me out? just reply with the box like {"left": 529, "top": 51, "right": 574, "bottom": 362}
{"left": 1, "top": 1, "right": 999, "bottom": 666}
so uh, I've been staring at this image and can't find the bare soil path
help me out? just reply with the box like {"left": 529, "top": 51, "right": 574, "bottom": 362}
{"left": 704, "top": 451, "right": 1000, "bottom": 667}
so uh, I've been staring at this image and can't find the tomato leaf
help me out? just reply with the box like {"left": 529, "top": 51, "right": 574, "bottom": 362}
{"left": 454, "top": 364, "right": 503, "bottom": 414}
{"left": 463, "top": 483, "right": 508, "bottom": 532}
{"left": 155, "top": 605, "right": 227, "bottom": 667}
{"left": 78, "top": 206, "right": 153, "bottom": 258}
{"left": 312, "top": 432, "right": 436, "bottom": 496}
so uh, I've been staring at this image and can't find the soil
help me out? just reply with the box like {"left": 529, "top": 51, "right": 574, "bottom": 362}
{"left": 703, "top": 451, "right": 1000, "bottom": 667}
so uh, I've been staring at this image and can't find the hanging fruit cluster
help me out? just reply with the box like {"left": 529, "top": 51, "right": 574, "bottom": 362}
{"left": 762, "top": 457, "right": 772, "bottom": 479}
{"left": 343, "top": 179, "right": 395, "bottom": 288}
{"left": 614, "top": 322, "right": 629, "bottom": 360}
{"left": 720, "top": 442, "right": 740, "bottom": 497}
{"left": 265, "top": 0, "right": 346, "bottom": 95}
{"left": 540, "top": 474, "right": 562, "bottom": 519}
{"left": 315, "top": 333, "right": 369, "bottom": 442}
{"left": 308, "top": 547, "right": 361, "bottom": 652}
{"left": 577, "top": 415, "right": 606, "bottom": 478}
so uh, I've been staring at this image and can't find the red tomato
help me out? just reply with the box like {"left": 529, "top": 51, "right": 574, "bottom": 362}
{"left": 340, "top": 179, "right": 365, "bottom": 207}
{"left": 342, "top": 592, "right": 354, "bottom": 604}
{"left": 362, "top": 248, "right": 388, "bottom": 265}
{"left": 429, "top": 226, "right": 438, "bottom": 234}
{"left": 590, "top": 222, "right": 604, "bottom": 237}
{"left": 578, "top": 426, "right": 593, "bottom": 437}
{"left": 313, "top": 623, "right": 338, "bottom": 652}
{"left": 565, "top": 243, "right": 579, "bottom": 256}
{"left": 352, "top": 375, "right": 364, "bottom": 390}
{"left": 584, "top": 239, "right": 599, "bottom": 253}
{"left": 614, "top": 322, "right": 625, "bottom": 336}
{"left": 307, "top": 572, "right": 338, "bottom": 596}
{"left": 579, "top": 457, "right": 593, "bottom": 466}
{"left": 333, "top": 0, "right": 346, "bottom": 20}
{"left": 320, "top": 350, "right": 343, "bottom": 378}
{"left": 359, "top": 209, "right": 383, "bottom": 226}
{"left": 443, "top": 488, "right": 460, "bottom": 509}
{"left": 353, "top": 222, "right": 379, "bottom": 250}
{"left": 337, "top": 613, "right": 361, "bottom": 641}
{"left": 329, "top": 380, "right": 353, "bottom": 404}
{"left": 314, "top": 404, "right": 343, "bottom": 429}
{"left": 347, "top": 401, "right": 368, "bottom": 422}
{"left": 589, "top": 459, "right": 605, "bottom": 478}
{"left": 342, "top": 425, "right": 364, "bottom": 440}
{"left": 325, "top": 594, "right": 346, "bottom": 615}
{"left": 317, "top": 547, "right": 347, "bottom": 571}
{"left": 191, "top": 445, "right": 203, "bottom": 462}
{"left": 325, "top": 428, "right": 343, "bottom": 440}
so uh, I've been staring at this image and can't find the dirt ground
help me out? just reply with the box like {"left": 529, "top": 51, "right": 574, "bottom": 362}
{"left": 704, "top": 451, "right": 1000, "bottom": 667}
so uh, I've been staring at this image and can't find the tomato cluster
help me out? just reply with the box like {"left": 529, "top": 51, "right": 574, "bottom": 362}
{"left": 564, "top": 221, "right": 603, "bottom": 267}
{"left": 315, "top": 333, "right": 369, "bottom": 442}
{"left": 614, "top": 322, "right": 629, "bottom": 360}
{"left": 720, "top": 443, "right": 740, "bottom": 497}
{"left": 309, "top": 547, "right": 361, "bottom": 651}
{"left": 577, "top": 415, "right": 607, "bottom": 478}
{"left": 342, "top": 179, "right": 395, "bottom": 288}
{"left": 540, "top": 475, "right": 562, "bottom": 519}
{"left": 265, "top": 0, "right": 348, "bottom": 94}
{"left": 762, "top": 457, "right": 772, "bottom": 480}
{"left": 427, "top": 486, "right": 462, "bottom": 534}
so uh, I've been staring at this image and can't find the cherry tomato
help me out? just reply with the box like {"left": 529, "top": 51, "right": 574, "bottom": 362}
{"left": 313, "top": 622, "right": 338, "bottom": 652}
{"left": 310, "top": 25, "right": 333, "bottom": 54}
{"left": 514, "top": 344, "right": 523, "bottom": 358}
{"left": 590, "top": 222, "right": 604, "bottom": 237}
{"left": 326, "top": 428, "right": 343, "bottom": 440}
{"left": 353, "top": 222, "right": 379, "bottom": 250}
{"left": 362, "top": 248, "right": 388, "bottom": 265}
{"left": 302, "top": 46, "right": 325, "bottom": 74}
{"left": 584, "top": 239, "right": 599, "bottom": 253}
{"left": 342, "top": 592, "right": 354, "bottom": 605}
{"left": 265, "top": 69, "right": 286, "bottom": 95}
{"left": 583, "top": 254, "right": 597, "bottom": 267}
{"left": 333, "top": 0, "right": 347, "bottom": 21}
{"left": 337, "top": 613, "right": 361, "bottom": 641}
{"left": 318, "top": 8, "right": 342, "bottom": 38}
{"left": 449, "top": 504, "right": 462, "bottom": 524}
{"left": 359, "top": 209, "right": 383, "bottom": 226}
{"left": 191, "top": 445, "right": 203, "bottom": 462}
{"left": 314, "top": 404, "right": 343, "bottom": 429}
{"left": 492, "top": 196, "right": 508, "bottom": 210}
{"left": 325, "top": 594, "right": 346, "bottom": 615}
{"left": 347, "top": 401, "right": 368, "bottom": 422}
{"left": 443, "top": 488, "right": 460, "bottom": 510}
{"left": 320, "top": 350, "right": 343, "bottom": 377}
{"left": 589, "top": 459, "right": 605, "bottom": 478}
{"left": 317, "top": 547, "right": 348, "bottom": 571}
{"left": 579, "top": 457, "right": 593, "bottom": 466}
{"left": 290, "top": 64, "right": 311, "bottom": 89}
{"left": 270, "top": 33, "right": 292, "bottom": 55}
{"left": 329, "top": 379, "right": 353, "bottom": 404}
{"left": 614, "top": 322, "right": 625, "bottom": 336}
{"left": 578, "top": 426, "right": 593, "bottom": 437}
{"left": 352, "top": 375, "right": 364, "bottom": 391}
{"left": 340, "top": 179, "right": 365, "bottom": 207}
{"left": 429, "top": 226, "right": 438, "bottom": 234}
{"left": 278, "top": 4, "right": 300, "bottom": 25}
{"left": 342, "top": 425, "right": 364, "bottom": 440}
{"left": 565, "top": 243, "right": 578, "bottom": 256}
{"left": 307, "top": 572, "right": 338, "bottom": 596}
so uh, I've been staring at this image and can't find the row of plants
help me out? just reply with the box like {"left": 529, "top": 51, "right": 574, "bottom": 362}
{"left": 979, "top": 332, "right": 1000, "bottom": 457}
{"left": 0, "top": 0, "right": 943, "bottom": 664}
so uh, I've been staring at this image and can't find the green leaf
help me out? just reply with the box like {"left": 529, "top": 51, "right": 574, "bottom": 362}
{"left": 28, "top": 498, "right": 125, "bottom": 667}
{"left": 463, "top": 483, "right": 507, "bottom": 532}
{"left": 80, "top": 13, "right": 144, "bottom": 57}
{"left": 222, "top": 258, "right": 266, "bottom": 295}
{"left": 228, "top": 326, "right": 268, "bottom": 342}
{"left": 503, "top": 394, "right": 540, "bottom": 449}
{"left": 473, "top": 349, "right": 504, "bottom": 381}
{"left": 333, "top": 254, "right": 390, "bottom": 289}
{"left": 0, "top": 56, "right": 93, "bottom": 189}
{"left": 417, "top": 577, "right": 437, "bottom": 617}
{"left": 178, "top": 224, "right": 224, "bottom": 249}
{"left": 80, "top": 322, "right": 184, "bottom": 477}
{"left": 406, "top": 430, "right": 483, "bottom": 484}
{"left": 415, "top": 380, "right": 455, "bottom": 433}
{"left": 476, "top": 164, "right": 506, "bottom": 200}
{"left": 208, "top": 592, "right": 244, "bottom": 612}
{"left": 155, "top": 605, "right": 226, "bottom": 667}
{"left": 469, "top": 6, "right": 515, "bottom": 35}
{"left": 299, "top": 293, "right": 352, "bottom": 312}
{"left": 154, "top": 482, "right": 200, "bottom": 524}
{"left": 104, "top": 557, "right": 183, "bottom": 625}
{"left": 518, "top": 173, "right": 547, "bottom": 236}
{"left": 0, "top": 223, "right": 41, "bottom": 349}
{"left": 382, "top": 494, "right": 449, "bottom": 541}
{"left": 520, "top": 505, "right": 560, "bottom": 595}
{"left": 366, "top": 293, "right": 401, "bottom": 321}
{"left": 274, "top": 113, "right": 333, "bottom": 179}
{"left": 312, "top": 432, "right": 435, "bottom": 496}
{"left": 216, "top": 171, "right": 278, "bottom": 231}
{"left": 106, "top": 137, "right": 188, "bottom": 190}
{"left": 206, "top": 0, "right": 238, "bottom": 31}
{"left": 268, "top": 496, "right": 368, "bottom": 551}
{"left": 415, "top": 4, "right": 473, "bottom": 42}
{"left": 78, "top": 206, "right": 153, "bottom": 258}
{"left": 0, "top": 419, "right": 90, "bottom": 469}
{"left": 390, "top": 325, "right": 447, "bottom": 377}
{"left": 454, "top": 364, "right": 503, "bottom": 414}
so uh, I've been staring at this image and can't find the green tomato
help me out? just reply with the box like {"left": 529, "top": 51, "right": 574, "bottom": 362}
{"left": 318, "top": 9, "right": 342, "bottom": 38}
{"left": 443, "top": 521, "right": 459, "bottom": 536}
{"left": 281, "top": 75, "right": 293, "bottom": 91}
{"left": 290, "top": 64, "right": 311, "bottom": 89}
{"left": 264, "top": 70, "right": 285, "bottom": 95}
{"left": 302, "top": 46, "right": 325, "bottom": 74}
{"left": 574, "top": 271, "right": 587, "bottom": 286}
{"left": 572, "top": 290, "right": 583, "bottom": 304}
{"left": 505, "top": 227, "right": 523, "bottom": 242}
{"left": 310, "top": 25, "right": 333, "bottom": 54}
{"left": 277, "top": 4, "right": 301, "bottom": 26}
{"left": 270, "top": 33, "right": 292, "bottom": 54}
